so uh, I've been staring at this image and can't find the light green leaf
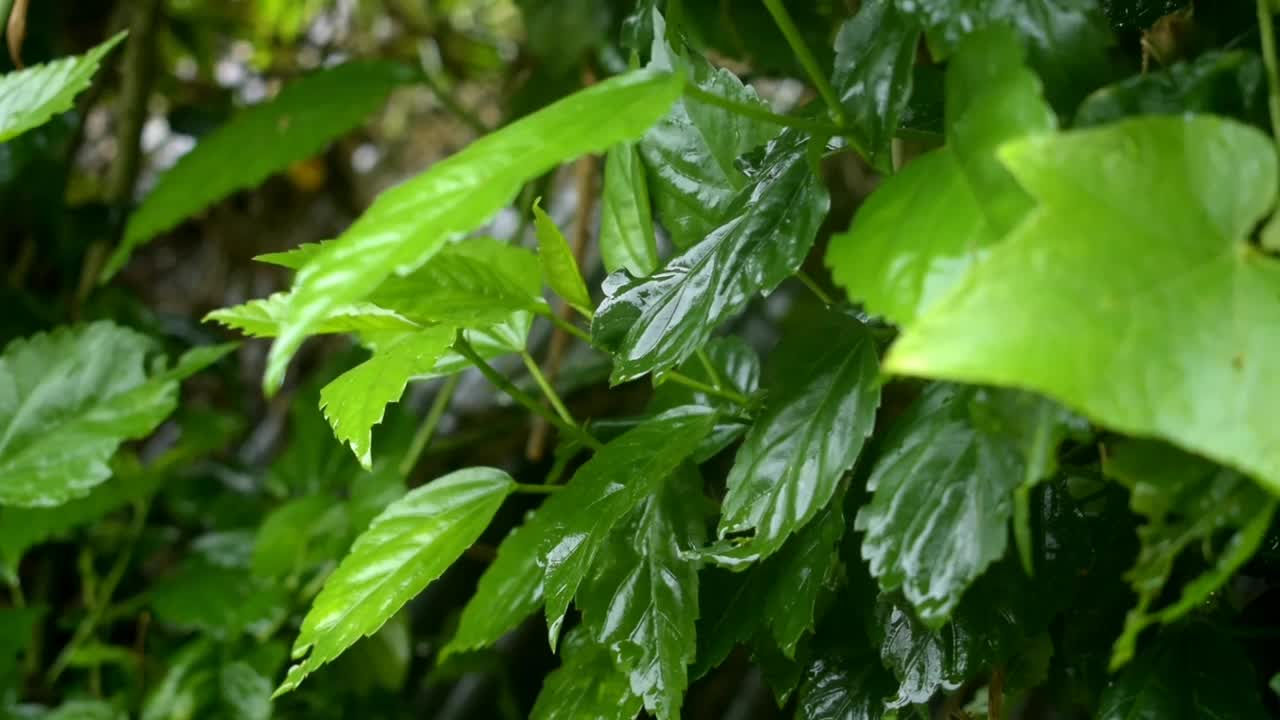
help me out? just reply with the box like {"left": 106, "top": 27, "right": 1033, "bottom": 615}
{"left": 259, "top": 68, "right": 683, "bottom": 395}
{"left": 0, "top": 324, "right": 222, "bottom": 508}
{"left": 714, "top": 310, "right": 878, "bottom": 561}
{"left": 533, "top": 201, "right": 591, "bottom": 314}
{"left": 319, "top": 326, "right": 456, "bottom": 468}
{"left": 593, "top": 130, "right": 829, "bottom": 382}
{"left": 277, "top": 467, "right": 515, "bottom": 694}
{"left": 106, "top": 61, "right": 411, "bottom": 278}
{"left": 530, "top": 628, "right": 642, "bottom": 720}
{"left": 600, "top": 142, "right": 659, "bottom": 277}
{"left": 0, "top": 32, "right": 124, "bottom": 143}
{"left": 542, "top": 407, "right": 715, "bottom": 645}
{"left": 1103, "top": 440, "right": 1277, "bottom": 669}
{"left": 578, "top": 471, "right": 702, "bottom": 720}
{"left": 205, "top": 292, "right": 421, "bottom": 339}
{"left": 825, "top": 26, "right": 1054, "bottom": 326}
{"left": 885, "top": 116, "right": 1280, "bottom": 494}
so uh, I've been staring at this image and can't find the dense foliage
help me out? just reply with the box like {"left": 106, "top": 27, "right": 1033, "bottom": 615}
{"left": 3, "top": 0, "right": 1280, "bottom": 718}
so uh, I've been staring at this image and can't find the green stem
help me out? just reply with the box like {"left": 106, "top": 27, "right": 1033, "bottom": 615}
{"left": 761, "top": 0, "right": 846, "bottom": 127}
{"left": 683, "top": 84, "right": 841, "bottom": 137}
{"left": 545, "top": 310, "right": 591, "bottom": 343}
{"left": 1258, "top": 0, "right": 1280, "bottom": 152}
{"left": 514, "top": 482, "right": 564, "bottom": 495}
{"left": 454, "top": 336, "right": 604, "bottom": 451}
{"left": 399, "top": 374, "right": 461, "bottom": 477}
{"left": 666, "top": 370, "right": 751, "bottom": 407}
{"left": 521, "top": 351, "right": 576, "bottom": 426}
{"left": 795, "top": 271, "right": 835, "bottom": 306}
{"left": 695, "top": 348, "right": 724, "bottom": 389}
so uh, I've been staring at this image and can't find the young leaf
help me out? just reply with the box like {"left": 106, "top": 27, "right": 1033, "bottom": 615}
{"left": 825, "top": 26, "right": 1055, "bottom": 326}
{"left": 106, "top": 61, "right": 411, "bottom": 278}
{"left": 533, "top": 201, "right": 592, "bottom": 315}
{"left": 855, "top": 384, "right": 1027, "bottom": 626}
{"left": 885, "top": 116, "right": 1280, "bottom": 494}
{"left": 714, "top": 310, "right": 879, "bottom": 561}
{"left": 832, "top": 0, "right": 921, "bottom": 172}
{"left": 277, "top": 467, "right": 515, "bottom": 694}
{"left": 319, "top": 326, "right": 456, "bottom": 468}
{"left": 1104, "top": 440, "right": 1277, "bottom": 668}
{"left": 258, "top": 67, "right": 683, "bottom": 395}
{"left": 648, "top": 336, "right": 761, "bottom": 461}
{"left": 542, "top": 407, "right": 716, "bottom": 645}
{"left": 205, "top": 292, "right": 420, "bottom": 338}
{"left": 599, "top": 142, "right": 659, "bottom": 277}
{"left": 530, "top": 628, "right": 642, "bottom": 720}
{"left": 577, "top": 471, "right": 703, "bottom": 720}
{"left": 593, "top": 130, "right": 829, "bottom": 382}
{"left": 0, "top": 32, "right": 124, "bottom": 143}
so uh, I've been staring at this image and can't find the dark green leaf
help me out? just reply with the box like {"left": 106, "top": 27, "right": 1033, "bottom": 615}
{"left": 151, "top": 559, "right": 289, "bottom": 641}
{"left": 600, "top": 141, "right": 659, "bottom": 277}
{"left": 530, "top": 628, "right": 642, "bottom": 720}
{"left": 796, "top": 647, "right": 895, "bottom": 720}
{"left": 219, "top": 662, "right": 273, "bottom": 720}
{"left": 648, "top": 336, "right": 760, "bottom": 461}
{"left": 251, "top": 494, "right": 349, "bottom": 579}
{"left": 0, "top": 606, "right": 44, "bottom": 689}
{"left": 0, "top": 33, "right": 124, "bottom": 143}
{"left": 1075, "top": 50, "right": 1267, "bottom": 128}
{"left": 42, "top": 701, "right": 126, "bottom": 720}
{"left": 533, "top": 201, "right": 591, "bottom": 314}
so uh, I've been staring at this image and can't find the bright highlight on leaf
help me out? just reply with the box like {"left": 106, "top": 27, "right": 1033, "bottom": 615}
{"left": 0, "top": 32, "right": 125, "bottom": 143}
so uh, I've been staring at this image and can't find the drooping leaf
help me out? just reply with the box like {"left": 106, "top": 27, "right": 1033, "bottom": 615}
{"left": 205, "top": 292, "right": 421, "bottom": 339}
{"left": 542, "top": 407, "right": 716, "bottom": 645}
{"left": 0, "top": 324, "right": 226, "bottom": 507}
{"left": 319, "top": 326, "right": 456, "bottom": 468}
{"left": 578, "top": 470, "right": 703, "bottom": 720}
{"left": 106, "top": 61, "right": 411, "bottom": 277}
{"left": 714, "top": 310, "right": 878, "bottom": 561}
{"left": 530, "top": 628, "right": 642, "bottom": 720}
{"left": 832, "top": 0, "right": 921, "bottom": 172}
{"left": 825, "top": 26, "right": 1055, "bottom": 326}
{"left": 1103, "top": 440, "right": 1277, "bottom": 668}
{"left": 257, "top": 67, "right": 683, "bottom": 395}
{"left": 593, "top": 129, "right": 829, "bottom": 382}
{"left": 533, "top": 201, "right": 591, "bottom": 314}
{"left": 855, "top": 383, "right": 1027, "bottom": 627}
{"left": 0, "top": 32, "right": 124, "bottom": 143}
{"left": 886, "top": 116, "right": 1280, "bottom": 494}
{"left": 1075, "top": 50, "right": 1267, "bottom": 128}
{"left": 599, "top": 142, "right": 659, "bottom": 277}
{"left": 277, "top": 467, "right": 515, "bottom": 694}
{"left": 648, "top": 335, "right": 761, "bottom": 461}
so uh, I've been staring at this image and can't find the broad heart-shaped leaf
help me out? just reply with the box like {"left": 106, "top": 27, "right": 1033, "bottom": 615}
{"left": 648, "top": 336, "right": 760, "bottom": 462}
{"left": 1103, "top": 440, "right": 1277, "bottom": 668}
{"left": 106, "top": 61, "right": 411, "bottom": 278}
{"left": 825, "top": 26, "right": 1054, "bottom": 327}
{"left": 542, "top": 407, "right": 715, "bottom": 645}
{"left": 577, "top": 469, "right": 702, "bottom": 720}
{"left": 1075, "top": 50, "right": 1267, "bottom": 128}
{"left": 593, "top": 130, "right": 829, "bottom": 383}
{"left": 260, "top": 68, "right": 683, "bottom": 395}
{"left": 1097, "top": 623, "right": 1269, "bottom": 720}
{"left": 277, "top": 468, "right": 515, "bottom": 694}
{"left": 713, "top": 310, "right": 878, "bottom": 561}
{"left": 832, "top": 0, "right": 921, "bottom": 173}
{"left": 533, "top": 201, "right": 591, "bottom": 315}
{"left": 205, "top": 292, "right": 421, "bottom": 338}
{"left": 530, "top": 628, "right": 642, "bottom": 720}
{"left": 599, "top": 141, "right": 659, "bottom": 277}
{"left": 0, "top": 324, "right": 229, "bottom": 507}
{"left": 638, "top": 11, "right": 781, "bottom": 249}
{"left": 319, "top": 326, "right": 456, "bottom": 468}
{"left": 855, "top": 383, "right": 1028, "bottom": 627}
{"left": 0, "top": 32, "right": 124, "bottom": 143}
{"left": 886, "top": 116, "right": 1280, "bottom": 494}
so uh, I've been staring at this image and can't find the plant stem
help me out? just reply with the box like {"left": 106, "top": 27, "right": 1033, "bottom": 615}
{"left": 666, "top": 370, "right": 751, "bottom": 407}
{"left": 683, "top": 84, "right": 841, "bottom": 137}
{"left": 695, "top": 347, "right": 724, "bottom": 389}
{"left": 795, "top": 271, "right": 834, "bottom": 306}
{"left": 545, "top": 310, "right": 591, "bottom": 343}
{"left": 1258, "top": 0, "right": 1280, "bottom": 152}
{"left": 761, "top": 0, "right": 846, "bottom": 127}
{"left": 514, "top": 482, "right": 564, "bottom": 495}
{"left": 399, "top": 373, "right": 461, "bottom": 477}
{"left": 521, "top": 351, "right": 576, "bottom": 426}
{"left": 454, "top": 337, "right": 604, "bottom": 450}
{"left": 417, "top": 45, "right": 490, "bottom": 135}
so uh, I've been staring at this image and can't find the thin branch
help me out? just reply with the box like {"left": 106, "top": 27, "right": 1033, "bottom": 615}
{"left": 761, "top": 0, "right": 846, "bottom": 127}
{"left": 795, "top": 271, "right": 835, "bottom": 306}
{"left": 665, "top": 370, "right": 752, "bottom": 407}
{"left": 521, "top": 351, "right": 576, "bottom": 426}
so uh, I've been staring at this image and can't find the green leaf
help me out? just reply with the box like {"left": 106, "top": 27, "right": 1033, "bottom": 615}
{"left": 533, "top": 201, "right": 591, "bottom": 314}
{"left": 578, "top": 471, "right": 703, "bottom": 720}
{"left": 855, "top": 384, "right": 1027, "bottom": 627}
{"left": 530, "top": 628, "right": 642, "bottom": 720}
{"left": 638, "top": 12, "right": 780, "bottom": 248}
{"left": 593, "top": 130, "right": 829, "bottom": 382}
{"left": 0, "top": 32, "right": 124, "bottom": 143}
{"left": 542, "top": 407, "right": 716, "bottom": 645}
{"left": 42, "top": 701, "right": 127, "bottom": 720}
{"left": 885, "top": 116, "right": 1280, "bottom": 494}
{"left": 0, "top": 606, "right": 44, "bottom": 689}
{"left": 251, "top": 493, "right": 349, "bottom": 579}
{"left": 600, "top": 142, "right": 659, "bottom": 277}
{"left": 319, "top": 326, "right": 456, "bottom": 468}
{"left": 1097, "top": 623, "right": 1269, "bottom": 720}
{"left": 106, "top": 61, "right": 411, "bottom": 278}
{"left": 832, "top": 0, "right": 921, "bottom": 172}
{"left": 205, "top": 292, "right": 421, "bottom": 339}
{"left": 219, "top": 662, "right": 273, "bottom": 720}
{"left": 796, "top": 645, "right": 895, "bottom": 720}
{"left": 0, "top": 323, "right": 220, "bottom": 507}
{"left": 151, "top": 559, "right": 289, "bottom": 641}
{"left": 277, "top": 467, "right": 514, "bottom": 694}
{"left": 1103, "top": 440, "right": 1277, "bottom": 668}
{"left": 1075, "top": 50, "right": 1267, "bottom": 128}
{"left": 258, "top": 67, "right": 683, "bottom": 395}
{"left": 648, "top": 336, "right": 761, "bottom": 461}
{"left": 825, "top": 26, "right": 1055, "bottom": 326}
{"left": 714, "top": 310, "right": 878, "bottom": 561}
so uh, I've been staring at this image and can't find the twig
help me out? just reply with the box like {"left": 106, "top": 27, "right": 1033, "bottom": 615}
{"left": 6, "top": 0, "right": 28, "bottom": 68}
{"left": 761, "top": 0, "right": 846, "bottom": 126}
{"left": 521, "top": 351, "right": 576, "bottom": 425}
{"left": 989, "top": 667, "right": 1004, "bottom": 720}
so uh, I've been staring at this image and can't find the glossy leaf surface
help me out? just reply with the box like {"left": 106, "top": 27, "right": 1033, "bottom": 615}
{"left": 599, "top": 142, "right": 659, "bottom": 277}
{"left": 0, "top": 33, "right": 124, "bottom": 143}
{"left": 533, "top": 202, "right": 591, "bottom": 314}
{"left": 530, "top": 629, "right": 642, "bottom": 720}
